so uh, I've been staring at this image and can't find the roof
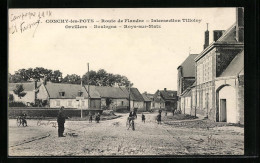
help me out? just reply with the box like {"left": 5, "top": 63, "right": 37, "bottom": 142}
{"left": 90, "top": 86, "right": 129, "bottom": 99}
{"left": 220, "top": 50, "right": 244, "bottom": 77}
{"left": 158, "top": 90, "right": 177, "bottom": 100}
{"left": 142, "top": 93, "right": 152, "bottom": 102}
{"left": 129, "top": 88, "right": 144, "bottom": 101}
{"left": 119, "top": 87, "right": 144, "bottom": 101}
{"left": 180, "top": 87, "right": 191, "bottom": 97}
{"left": 178, "top": 54, "right": 198, "bottom": 77}
{"left": 9, "top": 82, "right": 41, "bottom": 91}
{"left": 84, "top": 85, "right": 101, "bottom": 98}
{"left": 45, "top": 83, "right": 89, "bottom": 99}
{"left": 216, "top": 24, "right": 238, "bottom": 44}
{"left": 195, "top": 23, "right": 244, "bottom": 61}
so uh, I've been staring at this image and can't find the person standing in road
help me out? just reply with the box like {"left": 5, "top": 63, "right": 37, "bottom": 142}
{"left": 57, "top": 106, "right": 66, "bottom": 137}
{"left": 142, "top": 113, "right": 145, "bottom": 123}
{"left": 89, "top": 114, "right": 93, "bottom": 123}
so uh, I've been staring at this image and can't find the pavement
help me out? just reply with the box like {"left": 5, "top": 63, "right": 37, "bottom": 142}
{"left": 8, "top": 112, "right": 244, "bottom": 156}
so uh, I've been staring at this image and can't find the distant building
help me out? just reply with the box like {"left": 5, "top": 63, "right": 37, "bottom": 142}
{"left": 153, "top": 88, "right": 177, "bottom": 110}
{"left": 179, "top": 85, "right": 193, "bottom": 115}
{"left": 177, "top": 54, "right": 198, "bottom": 110}
{"left": 142, "top": 93, "right": 152, "bottom": 112}
{"left": 120, "top": 87, "right": 145, "bottom": 111}
{"left": 9, "top": 81, "right": 40, "bottom": 106}
{"left": 37, "top": 82, "right": 91, "bottom": 108}
{"left": 89, "top": 86, "right": 129, "bottom": 110}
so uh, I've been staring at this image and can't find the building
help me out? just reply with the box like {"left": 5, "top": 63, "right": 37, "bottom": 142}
{"left": 91, "top": 86, "right": 129, "bottom": 111}
{"left": 194, "top": 8, "right": 244, "bottom": 122}
{"left": 177, "top": 54, "right": 198, "bottom": 110}
{"left": 120, "top": 87, "right": 145, "bottom": 111}
{"left": 9, "top": 81, "right": 40, "bottom": 106}
{"left": 153, "top": 88, "right": 178, "bottom": 110}
{"left": 37, "top": 82, "right": 90, "bottom": 108}
{"left": 179, "top": 85, "right": 193, "bottom": 115}
{"left": 215, "top": 50, "right": 244, "bottom": 123}
{"left": 142, "top": 93, "right": 152, "bottom": 112}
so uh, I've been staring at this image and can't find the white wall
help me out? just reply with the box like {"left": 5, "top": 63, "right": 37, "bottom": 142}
{"left": 50, "top": 99, "right": 88, "bottom": 109}
{"left": 185, "top": 96, "right": 191, "bottom": 115}
{"left": 9, "top": 91, "right": 35, "bottom": 104}
{"left": 219, "top": 86, "right": 237, "bottom": 123}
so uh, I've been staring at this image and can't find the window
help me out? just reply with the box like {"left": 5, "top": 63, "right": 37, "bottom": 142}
{"left": 68, "top": 101, "right": 72, "bottom": 107}
{"left": 121, "top": 101, "right": 124, "bottom": 106}
{"left": 56, "top": 100, "right": 60, "bottom": 106}
{"left": 78, "top": 91, "right": 83, "bottom": 97}
{"left": 59, "top": 91, "right": 65, "bottom": 96}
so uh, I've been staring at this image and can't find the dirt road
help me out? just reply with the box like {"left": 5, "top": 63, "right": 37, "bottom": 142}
{"left": 8, "top": 113, "right": 244, "bottom": 156}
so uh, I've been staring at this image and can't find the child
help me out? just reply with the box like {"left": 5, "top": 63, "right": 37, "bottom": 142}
{"left": 142, "top": 113, "right": 145, "bottom": 123}
{"left": 89, "top": 114, "right": 93, "bottom": 123}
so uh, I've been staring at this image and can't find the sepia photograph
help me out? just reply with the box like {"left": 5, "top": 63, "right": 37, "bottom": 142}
{"left": 8, "top": 8, "right": 244, "bottom": 156}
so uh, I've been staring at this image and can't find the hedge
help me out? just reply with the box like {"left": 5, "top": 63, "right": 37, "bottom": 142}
{"left": 8, "top": 107, "right": 103, "bottom": 118}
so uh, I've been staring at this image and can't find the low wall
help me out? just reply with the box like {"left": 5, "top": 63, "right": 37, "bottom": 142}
{"left": 8, "top": 107, "right": 103, "bottom": 118}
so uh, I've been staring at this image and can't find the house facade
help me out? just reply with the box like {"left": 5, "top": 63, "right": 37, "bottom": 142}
{"left": 142, "top": 93, "right": 152, "bottom": 112}
{"left": 194, "top": 8, "right": 244, "bottom": 123}
{"left": 154, "top": 88, "right": 177, "bottom": 110}
{"left": 9, "top": 82, "right": 40, "bottom": 106}
{"left": 38, "top": 82, "right": 90, "bottom": 109}
{"left": 180, "top": 86, "right": 192, "bottom": 115}
{"left": 177, "top": 54, "right": 198, "bottom": 110}
{"left": 87, "top": 86, "right": 129, "bottom": 111}
{"left": 215, "top": 50, "right": 244, "bottom": 124}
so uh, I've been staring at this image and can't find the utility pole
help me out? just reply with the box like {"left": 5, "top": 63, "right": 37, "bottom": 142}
{"left": 80, "top": 79, "right": 83, "bottom": 118}
{"left": 87, "top": 63, "right": 90, "bottom": 109}
{"left": 128, "top": 83, "right": 131, "bottom": 111}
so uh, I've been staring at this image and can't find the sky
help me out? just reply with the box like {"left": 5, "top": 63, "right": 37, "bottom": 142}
{"left": 9, "top": 8, "right": 236, "bottom": 93}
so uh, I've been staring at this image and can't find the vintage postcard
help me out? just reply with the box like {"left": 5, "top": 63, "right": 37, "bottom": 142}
{"left": 8, "top": 8, "right": 244, "bottom": 156}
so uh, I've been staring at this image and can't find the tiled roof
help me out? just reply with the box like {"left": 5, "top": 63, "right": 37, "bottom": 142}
{"left": 159, "top": 90, "right": 177, "bottom": 100}
{"left": 142, "top": 93, "right": 152, "bottom": 102}
{"left": 45, "top": 83, "right": 89, "bottom": 99}
{"left": 178, "top": 54, "right": 198, "bottom": 77}
{"left": 119, "top": 87, "right": 144, "bottom": 101}
{"left": 84, "top": 85, "right": 101, "bottom": 98}
{"left": 9, "top": 82, "right": 40, "bottom": 91}
{"left": 216, "top": 23, "right": 238, "bottom": 44}
{"left": 91, "top": 86, "right": 129, "bottom": 99}
{"left": 220, "top": 50, "right": 244, "bottom": 77}
{"left": 130, "top": 88, "right": 144, "bottom": 101}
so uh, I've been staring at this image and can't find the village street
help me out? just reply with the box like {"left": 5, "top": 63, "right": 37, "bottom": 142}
{"left": 9, "top": 112, "right": 244, "bottom": 156}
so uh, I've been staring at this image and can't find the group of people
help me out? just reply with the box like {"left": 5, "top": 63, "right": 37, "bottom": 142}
{"left": 57, "top": 106, "right": 102, "bottom": 137}
{"left": 89, "top": 113, "right": 100, "bottom": 123}
{"left": 56, "top": 106, "right": 165, "bottom": 137}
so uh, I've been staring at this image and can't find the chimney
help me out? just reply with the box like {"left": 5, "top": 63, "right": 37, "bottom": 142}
{"left": 236, "top": 7, "right": 244, "bottom": 42}
{"left": 213, "top": 30, "right": 225, "bottom": 41}
{"left": 203, "top": 23, "right": 209, "bottom": 49}
{"left": 164, "top": 88, "right": 167, "bottom": 91}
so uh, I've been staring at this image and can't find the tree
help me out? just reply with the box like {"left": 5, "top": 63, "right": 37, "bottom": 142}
{"left": 50, "top": 70, "right": 63, "bottom": 83}
{"left": 9, "top": 67, "right": 63, "bottom": 83}
{"left": 82, "top": 69, "right": 133, "bottom": 87}
{"left": 13, "top": 84, "right": 27, "bottom": 99}
{"left": 62, "top": 74, "right": 81, "bottom": 84}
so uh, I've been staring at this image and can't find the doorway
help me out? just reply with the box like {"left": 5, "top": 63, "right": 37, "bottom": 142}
{"left": 220, "top": 99, "right": 227, "bottom": 122}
